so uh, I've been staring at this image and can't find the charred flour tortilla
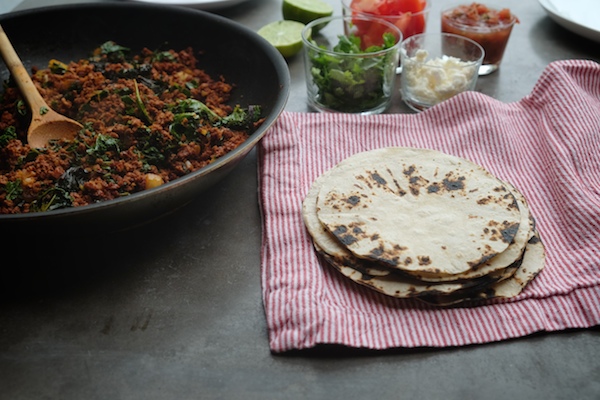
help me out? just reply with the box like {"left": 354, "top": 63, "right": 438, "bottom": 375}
{"left": 304, "top": 172, "right": 501, "bottom": 296}
{"left": 405, "top": 181, "right": 534, "bottom": 282}
{"left": 318, "top": 247, "right": 498, "bottom": 298}
{"left": 301, "top": 147, "right": 545, "bottom": 306}
{"left": 303, "top": 168, "right": 527, "bottom": 299}
{"left": 315, "top": 148, "right": 521, "bottom": 276}
{"left": 417, "top": 232, "right": 546, "bottom": 306}
{"left": 303, "top": 171, "right": 391, "bottom": 277}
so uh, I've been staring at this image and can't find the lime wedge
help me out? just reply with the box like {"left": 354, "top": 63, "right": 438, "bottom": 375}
{"left": 258, "top": 20, "right": 308, "bottom": 58}
{"left": 282, "top": 0, "right": 334, "bottom": 26}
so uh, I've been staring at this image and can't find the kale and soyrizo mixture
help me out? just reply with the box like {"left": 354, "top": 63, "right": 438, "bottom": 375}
{"left": 0, "top": 41, "right": 263, "bottom": 214}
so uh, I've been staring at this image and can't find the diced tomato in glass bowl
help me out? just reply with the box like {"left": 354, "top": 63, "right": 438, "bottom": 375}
{"left": 343, "top": 0, "right": 430, "bottom": 43}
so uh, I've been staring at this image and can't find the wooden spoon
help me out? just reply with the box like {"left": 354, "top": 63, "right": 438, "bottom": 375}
{"left": 0, "top": 24, "right": 82, "bottom": 148}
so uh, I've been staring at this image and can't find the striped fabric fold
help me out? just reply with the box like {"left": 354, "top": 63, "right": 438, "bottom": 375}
{"left": 258, "top": 59, "right": 600, "bottom": 353}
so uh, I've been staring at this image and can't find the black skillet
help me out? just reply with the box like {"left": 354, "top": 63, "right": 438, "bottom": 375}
{"left": 0, "top": 2, "right": 290, "bottom": 234}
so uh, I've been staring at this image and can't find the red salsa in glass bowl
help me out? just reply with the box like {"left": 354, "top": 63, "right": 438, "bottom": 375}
{"left": 441, "top": 3, "right": 519, "bottom": 75}
{"left": 343, "top": 0, "right": 430, "bottom": 41}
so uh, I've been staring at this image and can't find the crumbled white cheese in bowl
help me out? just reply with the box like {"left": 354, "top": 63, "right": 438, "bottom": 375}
{"left": 399, "top": 33, "right": 484, "bottom": 112}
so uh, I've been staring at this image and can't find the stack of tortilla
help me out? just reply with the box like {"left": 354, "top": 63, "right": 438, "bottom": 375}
{"left": 302, "top": 147, "right": 545, "bottom": 306}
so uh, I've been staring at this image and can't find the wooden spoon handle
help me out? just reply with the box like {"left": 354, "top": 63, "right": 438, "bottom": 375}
{"left": 0, "top": 24, "right": 49, "bottom": 115}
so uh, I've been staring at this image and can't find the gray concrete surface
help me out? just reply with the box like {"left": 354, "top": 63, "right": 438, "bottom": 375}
{"left": 1, "top": 0, "right": 599, "bottom": 399}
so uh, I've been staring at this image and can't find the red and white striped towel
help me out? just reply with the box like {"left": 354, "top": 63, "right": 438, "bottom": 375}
{"left": 258, "top": 59, "right": 600, "bottom": 353}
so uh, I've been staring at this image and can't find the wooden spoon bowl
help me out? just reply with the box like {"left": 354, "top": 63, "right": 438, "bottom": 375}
{"left": 0, "top": 24, "right": 82, "bottom": 148}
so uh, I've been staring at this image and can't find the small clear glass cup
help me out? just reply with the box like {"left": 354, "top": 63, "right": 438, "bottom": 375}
{"left": 341, "top": 0, "right": 430, "bottom": 40}
{"left": 301, "top": 15, "right": 402, "bottom": 115}
{"left": 441, "top": 4, "right": 518, "bottom": 75}
{"left": 400, "top": 32, "right": 484, "bottom": 112}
